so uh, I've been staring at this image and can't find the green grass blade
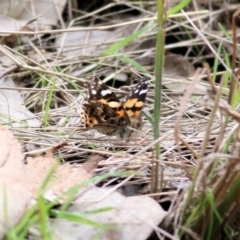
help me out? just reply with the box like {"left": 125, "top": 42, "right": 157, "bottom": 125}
{"left": 218, "top": 23, "right": 232, "bottom": 40}
{"left": 212, "top": 41, "right": 223, "bottom": 83}
{"left": 152, "top": 0, "right": 166, "bottom": 193}
{"left": 119, "top": 56, "right": 149, "bottom": 74}
{"left": 167, "top": 0, "right": 191, "bottom": 16}
{"left": 43, "top": 78, "right": 56, "bottom": 127}
{"left": 102, "top": 25, "right": 151, "bottom": 56}
{"left": 37, "top": 195, "right": 50, "bottom": 240}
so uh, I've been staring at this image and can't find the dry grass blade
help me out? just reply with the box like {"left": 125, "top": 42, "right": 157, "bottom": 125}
{"left": 0, "top": 1, "right": 240, "bottom": 239}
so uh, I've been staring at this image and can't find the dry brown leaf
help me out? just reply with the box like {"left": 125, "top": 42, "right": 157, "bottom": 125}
{"left": 52, "top": 186, "right": 167, "bottom": 240}
{"left": 0, "top": 126, "right": 165, "bottom": 240}
{"left": 55, "top": 30, "right": 112, "bottom": 57}
{"left": 164, "top": 54, "right": 195, "bottom": 78}
{"left": 0, "top": 0, "right": 66, "bottom": 28}
{"left": 24, "top": 154, "right": 102, "bottom": 200}
{"left": 0, "top": 126, "right": 32, "bottom": 237}
{"left": 0, "top": 126, "right": 24, "bottom": 171}
{"left": 47, "top": 155, "right": 102, "bottom": 198}
{"left": 0, "top": 126, "right": 100, "bottom": 238}
{"left": 25, "top": 154, "right": 59, "bottom": 192}
{"left": 162, "top": 54, "right": 208, "bottom": 95}
{"left": 0, "top": 16, "right": 30, "bottom": 36}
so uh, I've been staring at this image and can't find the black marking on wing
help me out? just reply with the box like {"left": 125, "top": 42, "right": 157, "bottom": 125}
{"left": 87, "top": 77, "right": 120, "bottom": 102}
{"left": 127, "top": 76, "right": 149, "bottom": 102}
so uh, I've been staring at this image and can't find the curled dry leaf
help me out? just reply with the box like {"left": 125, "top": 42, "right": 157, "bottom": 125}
{"left": 52, "top": 187, "right": 167, "bottom": 240}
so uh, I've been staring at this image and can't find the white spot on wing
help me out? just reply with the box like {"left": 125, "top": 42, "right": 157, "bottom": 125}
{"left": 139, "top": 89, "right": 147, "bottom": 95}
{"left": 101, "top": 89, "right": 112, "bottom": 96}
{"left": 134, "top": 89, "right": 139, "bottom": 94}
{"left": 91, "top": 89, "right": 97, "bottom": 95}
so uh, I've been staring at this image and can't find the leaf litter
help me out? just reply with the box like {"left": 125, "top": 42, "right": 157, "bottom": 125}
{"left": 0, "top": 0, "right": 239, "bottom": 239}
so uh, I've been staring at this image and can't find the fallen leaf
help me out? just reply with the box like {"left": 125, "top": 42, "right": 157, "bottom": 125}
{"left": 55, "top": 29, "right": 112, "bottom": 57}
{"left": 0, "top": 0, "right": 66, "bottom": 28}
{"left": 52, "top": 187, "right": 167, "bottom": 240}
{"left": 0, "top": 126, "right": 101, "bottom": 238}
{"left": 0, "top": 126, "right": 32, "bottom": 237}
{"left": 47, "top": 155, "right": 102, "bottom": 199}
{"left": 162, "top": 54, "right": 208, "bottom": 95}
{"left": 0, "top": 16, "right": 29, "bottom": 36}
{"left": 164, "top": 54, "right": 195, "bottom": 78}
{"left": 0, "top": 76, "right": 41, "bottom": 127}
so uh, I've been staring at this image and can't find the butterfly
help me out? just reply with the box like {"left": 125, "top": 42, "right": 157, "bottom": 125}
{"left": 81, "top": 76, "right": 148, "bottom": 140}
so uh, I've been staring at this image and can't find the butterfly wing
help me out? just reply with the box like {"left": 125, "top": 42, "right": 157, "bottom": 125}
{"left": 83, "top": 77, "right": 130, "bottom": 137}
{"left": 123, "top": 76, "right": 148, "bottom": 121}
{"left": 82, "top": 76, "right": 148, "bottom": 140}
{"left": 86, "top": 77, "right": 119, "bottom": 104}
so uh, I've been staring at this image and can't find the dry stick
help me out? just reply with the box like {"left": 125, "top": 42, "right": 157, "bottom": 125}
{"left": 194, "top": 153, "right": 240, "bottom": 195}
{"left": 201, "top": 63, "right": 223, "bottom": 157}
{"left": 195, "top": 62, "right": 240, "bottom": 232}
{"left": 0, "top": 11, "right": 209, "bottom": 36}
{"left": 212, "top": 96, "right": 228, "bottom": 153}
{"left": 211, "top": 160, "right": 240, "bottom": 236}
{"left": 178, "top": 136, "right": 199, "bottom": 160}
{"left": 196, "top": 64, "right": 224, "bottom": 191}
{"left": 146, "top": 190, "right": 177, "bottom": 198}
{"left": 204, "top": 63, "right": 218, "bottom": 94}
{"left": 0, "top": 45, "right": 84, "bottom": 105}
{"left": 0, "top": 45, "right": 84, "bottom": 83}
{"left": 181, "top": 9, "right": 231, "bottom": 73}
{"left": 174, "top": 68, "right": 203, "bottom": 157}
{"left": 0, "top": 86, "right": 80, "bottom": 93}
{"left": 217, "top": 101, "right": 240, "bottom": 155}
{"left": 214, "top": 165, "right": 239, "bottom": 206}
{"left": 0, "top": 65, "right": 19, "bottom": 79}
{"left": 26, "top": 144, "right": 128, "bottom": 157}
{"left": 27, "top": 39, "right": 50, "bottom": 67}
{"left": 179, "top": 226, "right": 200, "bottom": 240}
{"left": 174, "top": 69, "right": 207, "bottom": 218}
{"left": 213, "top": 72, "right": 240, "bottom": 154}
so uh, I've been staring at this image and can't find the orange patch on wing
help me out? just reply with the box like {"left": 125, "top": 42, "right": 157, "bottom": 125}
{"left": 124, "top": 99, "right": 138, "bottom": 108}
{"left": 126, "top": 109, "right": 142, "bottom": 117}
{"left": 116, "top": 109, "right": 125, "bottom": 118}
{"left": 134, "top": 110, "right": 141, "bottom": 117}
{"left": 135, "top": 101, "right": 144, "bottom": 108}
{"left": 98, "top": 98, "right": 109, "bottom": 105}
{"left": 108, "top": 101, "right": 121, "bottom": 108}
{"left": 126, "top": 110, "right": 134, "bottom": 117}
